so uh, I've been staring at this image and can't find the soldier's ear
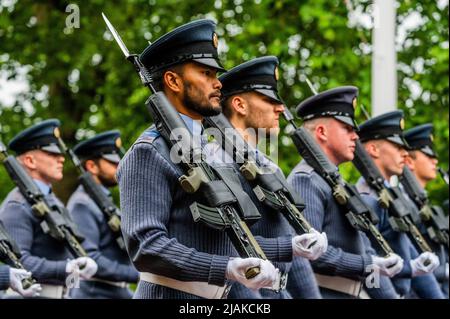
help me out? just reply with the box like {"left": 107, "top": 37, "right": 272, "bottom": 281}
{"left": 365, "top": 141, "right": 380, "bottom": 158}
{"left": 404, "top": 155, "right": 415, "bottom": 171}
{"left": 315, "top": 123, "right": 328, "bottom": 143}
{"left": 230, "top": 95, "right": 247, "bottom": 116}
{"left": 85, "top": 159, "right": 100, "bottom": 175}
{"left": 163, "top": 70, "right": 183, "bottom": 93}
{"left": 18, "top": 152, "right": 38, "bottom": 170}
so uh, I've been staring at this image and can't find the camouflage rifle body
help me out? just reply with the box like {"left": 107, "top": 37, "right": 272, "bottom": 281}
{"left": 204, "top": 114, "right": 312, "bottom": 236}
{"left": 400, "top": 167, "right": 448, "bottom": 247}
{"left": 283, "top": 111, "right": 394, "bottom": 257}
{"left": 352, "top": 140, "right": 433, "bottom": 254}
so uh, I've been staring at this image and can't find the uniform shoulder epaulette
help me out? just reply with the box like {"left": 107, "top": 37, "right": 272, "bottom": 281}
{"left": 297, "top": 161, "right": 315, "bottom": 175}
{"left": 135, "top": 125, "right": 161, "bottom": 146}
{"left": 131, "top": 125, "right": 173, "bottom": 164}
{"left": 356, "top": 178, "right": 372, "bottom": 195}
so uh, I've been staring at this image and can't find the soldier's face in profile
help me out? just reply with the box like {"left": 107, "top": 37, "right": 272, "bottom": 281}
{"left": 27, "top": 150, "right": 65, "bottom": 184}
{"left": 242, "top": 92, "right": 284, "bottom": 138}
{"left": 97, "top": 158, "right": 119, "bottom": 187}
{"left": 376, "top": 140, "right": 408, "bottom": 177}
{"left": 324, "top": 119, "right": 358, "bottom": 164}
{"left": 410, "top": 151, "right": 438, "bottom": 183}
{"left": 179, "top": 62, "right": 222, "bottom": 117}
{"left": 85, "top": 158, "right": 118, "bottom": 187}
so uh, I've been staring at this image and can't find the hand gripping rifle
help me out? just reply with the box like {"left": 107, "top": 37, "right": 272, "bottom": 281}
{"left": 54, "top": 133, "right": 126, "bottom": 251}
{"left": 399, "top": 166, "right": 448, "bottom": 247}
{"left": 0, "top": 221, "right": 36, "bottom": 289}
{"left": 102, "top": 14, "right": 280, "bottom": 283}
{"left": 282, "top": 110, "right": 394, "bottom": 257}
{"left": 0, "top": 140, "right": 87, "bottom": 260}
{"left": 204, "top": 114, "right": 313, "bottom": 236}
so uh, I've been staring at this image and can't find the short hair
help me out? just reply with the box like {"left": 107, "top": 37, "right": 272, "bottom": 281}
{"left": 408, "top": 150, "right": 418, "bottom": 159}
{"left": 151, "top": 63, "right": 185, "bottom": 92}
{"left": 220, "top": 95, "right": 235, "bottom": 119}
{"left": 302, "top": 117, "right": 331, "bottom": 134}
{"left": 220, "top": 91, "right": 256, "bottom": 120}
{"left": 81, "top": 157, "right": 101, "bottom": 170}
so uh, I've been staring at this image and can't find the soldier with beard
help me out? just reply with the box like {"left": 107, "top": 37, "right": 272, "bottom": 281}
{"left": 67, "top": 131, "right": 139, "bottom": 299}
{"left": 117, "top": 19, "right": 281, "bottom": 299}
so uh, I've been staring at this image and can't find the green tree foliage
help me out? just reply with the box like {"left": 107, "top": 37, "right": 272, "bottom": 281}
{"left": 0, "top": 0, "right": 448, "bottom": 205}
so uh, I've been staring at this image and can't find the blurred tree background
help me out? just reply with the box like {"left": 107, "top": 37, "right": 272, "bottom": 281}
{"left": 0, "top": 0, "right": 448, "bottom": 206}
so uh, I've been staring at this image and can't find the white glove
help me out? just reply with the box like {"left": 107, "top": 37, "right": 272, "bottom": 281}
{"left": 9, "top": 268, "right": 42, "bottom": 297}
{"left": 410, "top": 252, "right": 440, "bottom": 277}
{"left": 66, "top": 257, "right": 98, "bottom": 279}
{"left": 226, "top": 257, "right": 279, "bottom": 290}
{"left": 292, "top": 229, "right": 328, "bottom": 261}
{"left": 371, "top": 254, "right": 404, "bottom": 277}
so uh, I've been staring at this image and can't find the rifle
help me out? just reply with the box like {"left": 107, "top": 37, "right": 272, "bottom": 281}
{"left": 204, "top": 114, "right": 313, "bottom": 236}
{"left": 352, "top": 139, "right": 433, "bottom": 253}
{"left": 399, "top": 166, "right": 449, "bottom": 247}
{"left": 0, "top": 140, "right": 87, "bottom": 259}
{"left": 438, "top": 167, "right": 449, "bottom": 186}
{"left": 0, "top": 222, "right": 35, "bottom": 289}
{"left": 102, "top": 14, "right": 279, "bottom": 284}
{"left": 283, "top": 111, "right": 394, "bottom": 257}
{"left": 54, "top": 131, "right": 125, "bottom": 251}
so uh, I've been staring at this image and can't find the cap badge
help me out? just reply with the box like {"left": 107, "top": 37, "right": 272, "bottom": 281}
{"left": 115, "top": 137, "right": 122, "bottom": 148}
{"left": 212, "top": 32, "right": 219, "bottom": 49}
{"left": 53, "top": 127, "right": 61, "bottom": 138}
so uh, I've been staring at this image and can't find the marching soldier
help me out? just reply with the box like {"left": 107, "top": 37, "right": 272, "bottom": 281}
{"left": 0, "top": 120, "right": 98, "bottom": 299}
{"left": 356, "top": 112, "right": 443, "bottom": 299}
{"left": 403, "top": 124, "right": 449, "bottom": 298}
{"left": 117, "top": 19, "right": 282, "bottom": 299}
{"left": 67, "top": 130, "right": 139, "bottom": 299}
{"left": 215, "top": 56, "right": 327, "bottom": 299}
{"left": 286, "top": 88, "right": 404, "bottom": 298}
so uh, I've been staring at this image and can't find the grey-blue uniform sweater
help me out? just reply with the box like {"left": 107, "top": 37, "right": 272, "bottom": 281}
{"left": 67, "top": 185, "right": 139, "bottom": 299}
{"left": 117, "top": 123, "right": 293, "bottom": 299}
{"left": 356, "top": 177, "right": 444, "bottom": 299}
{"left": 0, "top": 265, "right": 9, "bottom": 290}
{"left": 287, "top": 160, "right": 399, "bottom": 299}
{"left": 0, "top": 186, "right": 73, "bottom": 286}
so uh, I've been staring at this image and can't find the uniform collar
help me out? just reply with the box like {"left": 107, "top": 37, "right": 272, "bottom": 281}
{"left": 100, "top": 184, "right": 111, "bottom": 196}
{"left": 179, "top": 113, "right": 204, "bottom": 136}
{"left": 34, "top": 179, "right": 52, "bottom": 195}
